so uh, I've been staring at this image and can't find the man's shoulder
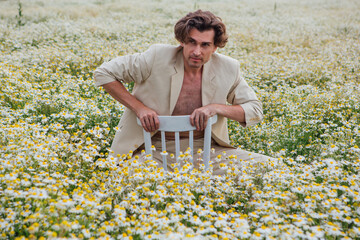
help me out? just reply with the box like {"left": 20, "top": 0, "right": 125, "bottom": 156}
{"left": 211, "top": 52, "right": 239, "bottom": 66}
{"left": 144, "top": 44, "right": 182, "bottom": 63}
{"left": 210, "top": 52, "right": 240, "bottom": 74}
{"left": 147, "top": 44, "right": 182, "bottom": 55}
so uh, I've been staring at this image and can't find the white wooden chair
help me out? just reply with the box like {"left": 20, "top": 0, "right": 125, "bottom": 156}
{"left": 136, "top": 115, "right": 217, "bottom": 171}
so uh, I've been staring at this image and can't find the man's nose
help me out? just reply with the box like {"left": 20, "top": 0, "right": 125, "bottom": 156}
{"left": 193, "top": 45, "right": 201, "bottom": 55}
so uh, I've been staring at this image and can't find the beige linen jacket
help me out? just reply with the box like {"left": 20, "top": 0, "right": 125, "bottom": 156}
{"left": 94, "top": 44, "right": 263, "bottom": 156}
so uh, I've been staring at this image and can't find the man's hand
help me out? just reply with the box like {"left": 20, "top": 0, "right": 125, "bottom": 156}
{"left": 137, "top": 106, "right": 159, "bottom": 132}
{"left": 190, "top": 105, "right": 216, "bottom": 131}
{"left": 190, "top": 103, "right": 246, "bottom": 131}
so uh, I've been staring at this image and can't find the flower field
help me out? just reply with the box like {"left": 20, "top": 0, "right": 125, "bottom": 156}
{"left": 1, "top": 0, "right": 360, "bottom": 239}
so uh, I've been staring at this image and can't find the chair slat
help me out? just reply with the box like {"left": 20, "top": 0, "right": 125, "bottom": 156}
{"left": 157, "top": 115, "right": 196, "bottom": 132}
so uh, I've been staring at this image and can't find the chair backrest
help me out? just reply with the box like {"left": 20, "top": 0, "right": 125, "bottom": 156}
{"left": 136, "top": 115, "right": 217, "bottom": 171}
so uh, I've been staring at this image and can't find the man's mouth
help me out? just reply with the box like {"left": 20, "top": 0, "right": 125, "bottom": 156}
{"left": 190, "top": 57, "right": 202, "bottom": 61}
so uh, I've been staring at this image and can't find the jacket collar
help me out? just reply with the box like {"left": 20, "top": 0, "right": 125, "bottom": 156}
{"left": 170, "top": 47, "right": 217, "bottom": 114}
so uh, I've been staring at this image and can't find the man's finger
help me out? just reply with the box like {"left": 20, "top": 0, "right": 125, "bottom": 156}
{"left": 142, "top": 117, "right": 151, "bottom": 132}
{"left": 149, "top": 116, "right": 157, "bottom": 132}
{"left": 141, "top": 120, "right": 148, "bottom": 132}
{"left": 199, "top": 114, "right": 205, "bottom": 131}
{"left": 190, "top": 114, "right": 195, "bottom": 127}
{"left": 142, "top": 115, "right": 159, "bottom": 132}
{"left": 154, "top": 116, "right": 160, "bottom": 130}
{"left": 195, "top": 114, "right": 201, "bottom": 131}
{"left": 203, "top": 117, "right": 208, "bottom": 131}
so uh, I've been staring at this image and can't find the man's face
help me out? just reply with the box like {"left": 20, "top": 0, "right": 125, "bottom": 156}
{"left": 181, "top": 28, "right": 218, "bottom": 69}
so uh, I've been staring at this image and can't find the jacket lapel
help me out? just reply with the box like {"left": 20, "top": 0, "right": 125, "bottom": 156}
{"left": 170, "top": 51, "right": 184, "bottom": 114}
{"left": 201, "top": 58, "right": 216, "bottom": 106}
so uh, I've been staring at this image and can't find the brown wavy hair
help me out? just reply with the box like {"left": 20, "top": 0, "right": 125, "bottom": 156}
{"left": 174, "top": 10, "right": 228, "bottom": 48}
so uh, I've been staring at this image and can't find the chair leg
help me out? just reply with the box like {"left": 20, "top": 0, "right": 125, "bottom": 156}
{"left": 143, "top": 129, "right": 152, "bottom": 157}
{"left": 161, "top": 131, "right": 167, "bottom": 171}
{"left": 189, "top": 130, "right": 193, "bottom": 164}
{"left": 203, "top": 121, "right": 212, "bottom": 170}
{"left": 175, "top": 131, "right": 180, "bottom": 162}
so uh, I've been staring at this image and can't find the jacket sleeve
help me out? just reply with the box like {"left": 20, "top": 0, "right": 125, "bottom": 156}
{"left": 93, "top": 45, "right": 156, "bottom": 86}
{"left": 227, "top": 67, "right": 264, "bottom": 127}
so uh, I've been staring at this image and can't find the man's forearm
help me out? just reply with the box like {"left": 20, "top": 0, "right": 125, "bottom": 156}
{"left": 101, "top": 81, "right": 159, "bottom": 132}
{"left": 190, "top": 103, "right": 246, "bottom": 131}
{"left": 210, "top": 104, "right": 246, "bottom": 124}
{"left": 102, "top": 81, "right": 145, "bottom": 114}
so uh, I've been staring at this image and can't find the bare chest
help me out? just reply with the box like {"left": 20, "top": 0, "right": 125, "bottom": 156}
{"left": 155, "top": 75, "right": 204, "bottom": 140}
{"left": 172, "top": 75, "right": 202, "bottom": 116}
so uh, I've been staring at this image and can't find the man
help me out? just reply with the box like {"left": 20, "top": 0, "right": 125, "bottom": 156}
{"left": 94, "top": 10, "right": 273, "bottom": 174}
